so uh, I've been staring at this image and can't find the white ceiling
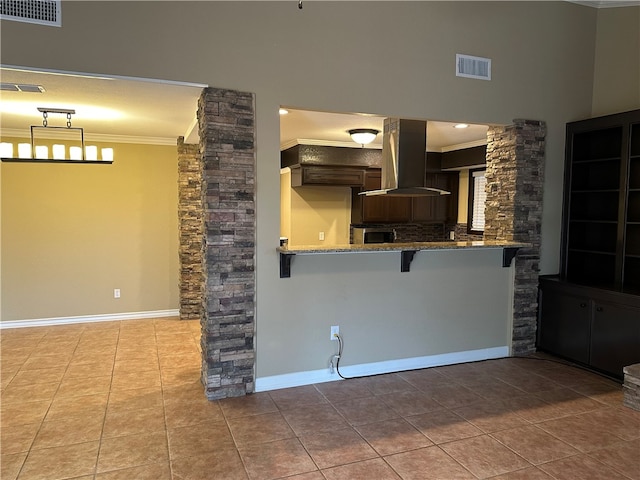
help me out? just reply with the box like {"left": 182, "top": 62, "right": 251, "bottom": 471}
{"left": 280, "top": 108, "right": 490, "bottom": 152}
{"left": 0, "top": 66, "right": 489, "bottom": 151}
{"left": 0, "top": 67, "right": 206, "bottom": 145}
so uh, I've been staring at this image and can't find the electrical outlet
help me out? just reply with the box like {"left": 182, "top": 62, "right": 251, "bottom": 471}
{"left": 330, "top": 325, "right": 339, "bottom": 340}
{"left": 449, "top": 231, "right": 455, "bottom": 240}
{"left": 319, "top": 231, "right": 325, "bottom": 241}
{"left": 114, "top": 288, "right": 121, "bottom": 299}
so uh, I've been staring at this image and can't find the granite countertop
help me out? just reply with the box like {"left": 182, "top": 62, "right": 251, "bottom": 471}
{"left": 277, "top": 240, "right": 530, "bottom": 254}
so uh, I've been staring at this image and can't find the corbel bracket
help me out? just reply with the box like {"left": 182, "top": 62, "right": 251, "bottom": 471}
{"left": 401, "top": 250, "right": 417, "bottom": 272}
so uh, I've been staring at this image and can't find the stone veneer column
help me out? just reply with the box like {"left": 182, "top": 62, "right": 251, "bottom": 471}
{"left": 484, "top": 120, "right": 546, "bottom": 355}
{"left": 198, "top": 88, "right": 256, "bottom": 400}
{"left": 177, "top": 137, "right": 203, "bottom": 320}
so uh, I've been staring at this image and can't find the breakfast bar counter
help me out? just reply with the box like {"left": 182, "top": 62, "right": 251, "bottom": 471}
{"left": 277, "top": 240, "right": 529, "bottom": 277}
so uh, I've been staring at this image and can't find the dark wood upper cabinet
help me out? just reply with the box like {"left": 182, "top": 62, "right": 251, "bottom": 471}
{"left": 352, "top": 170, "right": 412, "bottom": 223}
{"left": 282, "top": 144, "right": 459, "bottom": 225}
{"left": 411, "top": 172, "right": 459, "bottom": 224}
{"left": 290, "top": 165, "right": 365, "bottom": 187}
{"left": 352, "top": 169, "right": 458, "bottom": 224}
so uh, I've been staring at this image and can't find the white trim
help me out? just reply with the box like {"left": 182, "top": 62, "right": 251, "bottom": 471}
{"left": 281, "top": 138, "right": 487, "bottom": 154}
{"left": 255, "top": 346, "right": 509, "bottom": 392}
{"left": 0, "top": 309, "right": 180, "bottom": 329}
{"left": 1, "top": 64, "right": 208, "bottom": 89}
{"left": 440, "top": 139, "right": 487, "bottom": 153}
{"left": 280, "top": 138, "right": 383, "bottom": 151}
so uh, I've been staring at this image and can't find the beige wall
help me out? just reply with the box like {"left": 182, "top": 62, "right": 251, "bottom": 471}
{"left": 280, "top": 169, "right": 292, "bottom": 242}
{"left": 280, "top": 170, "right": 352, "bottom": 246}
{"left": 592, "top": 6, "right": 640, "bottom": 116}
{"left": 1, "top": 140, "right": 178, "bottom": 321}
{"left": 2, "top": 1, "right": 637, "bottom": 379}
{"left": 457, "top": 169, "right": 470, "bottom": 224}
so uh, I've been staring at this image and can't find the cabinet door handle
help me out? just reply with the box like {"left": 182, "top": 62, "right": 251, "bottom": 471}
{"left": 580, "top": 302, "right": 587, "bottom": 308}
{"left": 596, "top": 306, "right": 603, "bottom": 312}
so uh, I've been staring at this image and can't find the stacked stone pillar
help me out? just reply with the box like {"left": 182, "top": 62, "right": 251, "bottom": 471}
{"left": 177, "top": 138, "right": 203, "bottom": 320}
{"left": 198, "top": 88, "right": 256, "bottom": 400}
{"left": 484, "top": 120, "right": 546, "bottom": 355}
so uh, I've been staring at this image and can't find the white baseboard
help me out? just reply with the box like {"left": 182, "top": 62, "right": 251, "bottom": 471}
{"left": 255, "top": 346, "right": 509, "bottom": 392}
{"left": 0, "top": 309, "right": 180, "bottom": 329}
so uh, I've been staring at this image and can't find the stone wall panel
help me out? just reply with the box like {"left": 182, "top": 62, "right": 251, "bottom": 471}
{"left": 485, "top": 120, "right": 546, "bottom": 355}
{"left": 198, "top": 87, "right": 256, "bottom": 400}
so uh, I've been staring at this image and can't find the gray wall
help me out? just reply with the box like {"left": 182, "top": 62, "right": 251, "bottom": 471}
{"left": 2, "top": 1, "right": 638, "bottom": 380}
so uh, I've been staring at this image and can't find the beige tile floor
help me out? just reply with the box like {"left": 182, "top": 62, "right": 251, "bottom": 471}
{"left": 1, "top": 317, "right": 639, "bottom": 480}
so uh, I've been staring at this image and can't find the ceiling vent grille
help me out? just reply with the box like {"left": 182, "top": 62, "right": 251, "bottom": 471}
{"left": 456, "top": 54, "right": 491, "bottom": 81}
{"left": 1, "top": 0, "right": 61, "bottom": 27}
{"left": 0, "top": 82, "right": 45, "bottom": 93}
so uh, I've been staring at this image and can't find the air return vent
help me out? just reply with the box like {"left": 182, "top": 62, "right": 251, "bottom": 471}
{"left": 456, "top": 54, "right": 491, "bottom": 81}
{"left": 1, "top": 0, "right": 61, "bottom": 27}
{"left": 0, "top": 82, "right": 45, "bottom": 93}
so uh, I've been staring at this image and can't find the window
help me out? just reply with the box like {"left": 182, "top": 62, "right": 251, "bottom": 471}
{"left": 468, "top": 169, "right": 486, "bottom": 234}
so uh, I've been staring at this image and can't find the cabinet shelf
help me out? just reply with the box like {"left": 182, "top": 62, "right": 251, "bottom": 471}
{"left": 569, "top": 218, "right": 618, "bottom": 223}
{"left": 568, "top": 248, "right": 616, "bottom": 256}
{"left": 571, "top": 189, "right": 619, "bottom": 194}
{"left": 572, "top": 156, "right": 621, "bottom": 164}
{"left": 570, "top": 219, "right": 617, "bottom": 224}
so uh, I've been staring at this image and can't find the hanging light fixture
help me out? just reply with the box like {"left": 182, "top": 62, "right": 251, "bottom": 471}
{"left": 348, "top": 128, "right": 379, "bottom": 147}
{"left": 0, "top": 107, "right": 113, "bottom": 164}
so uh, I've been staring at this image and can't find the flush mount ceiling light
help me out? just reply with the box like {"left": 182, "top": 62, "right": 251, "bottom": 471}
{"left": 279, "top": 108, "right": 289, "bottom": 115}
{"left": 348, "top": 128, "right": 379, "bottom": 147}
{"left": 454, "top": 123, "right": 469, "bottom": 129}
{"left": 0, "top": 107, "right": 113, "bottom": 164}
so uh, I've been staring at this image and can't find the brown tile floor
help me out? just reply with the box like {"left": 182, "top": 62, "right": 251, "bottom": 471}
{"left": 1, "top": 317, "right": 639, "bottom": 480}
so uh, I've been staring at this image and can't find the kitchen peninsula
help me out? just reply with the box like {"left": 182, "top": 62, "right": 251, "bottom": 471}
{"left": 277, "top": 240, "right": 528, "bottom": 277}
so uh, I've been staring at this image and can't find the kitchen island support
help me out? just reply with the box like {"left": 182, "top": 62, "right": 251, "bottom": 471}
{"left": 277, "top": 241, "right": 528, "bottom": 278}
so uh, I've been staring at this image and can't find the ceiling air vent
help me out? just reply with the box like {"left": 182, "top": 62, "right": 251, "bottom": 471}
{"left": 0, "top": 83, "right": 20, "bottom": 92}
{"left": 1, "top": 0, "right": 61, "bottom": 27}
{"left": 456, "top": 54, "right": 491, "bottom": 81}
{"left": 0, "top": 82, "right": 45, "bottom": 93}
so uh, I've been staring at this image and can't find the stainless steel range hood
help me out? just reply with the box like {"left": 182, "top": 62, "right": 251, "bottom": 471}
{"left": 360, "top": 118, "right": 450, "bottom": 197}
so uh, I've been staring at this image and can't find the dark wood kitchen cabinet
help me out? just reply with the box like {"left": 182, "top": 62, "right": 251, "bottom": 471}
{"left": 290, "top": 165, "right": 365, "bottom": 187}
{"left": 411, "top": 172, "right": 459, "bottom": 223}
{"left": 590, "top": 301, "right": 640, "bottom": 376}
{"left": 538, "top": 109, "right": 640, "bottom": 379}
{"left": 537, "top": 283, "right": 591, "bottom": 364}
{"left": 351, "top": 169, "right": 457, "bottom": 224}
{"left": 352, "top": 170, "right": 412, "bottom": 223}
{"left": 538, "top": 277, "right": 640, "bottom": 379}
